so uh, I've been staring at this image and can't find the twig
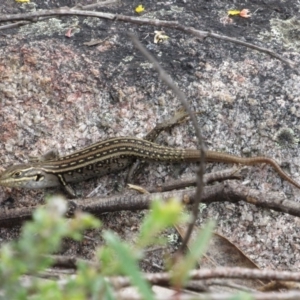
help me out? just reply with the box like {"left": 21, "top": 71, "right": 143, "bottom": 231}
{"left": 0, "top": 8, "right": 295, "bottom": 69}
{"left": 0, "top": 1, "right": 118, "bottom": 31}
{"left": 0, "top": 20, "right": 30, "bottom": 30}
{"left": 147, "top": 167, "right": 241, "bottom": 193}
{"left": 1, "top": 181, "right": 300, "bottom": 226}
{"left": 130, "top": 35, "right": 206, "bottom": 253}
{"left": 75, "top": 0, "right": 118, "bottom": 10}
{"left": 201, "top": 279, "right": 257, "bottom": 293}
{"left": 110, "top": 268, "right": 300, "bottom": 299}
{"left": 45, "top": 254, "right": 97, "bottom": 269}
{"left": 155, "top": 267, "right": 300, "bottom": 283}
{"left": 109, "top": 267, "right": 300, "bottom": 288}
{"left": 116, "top": 291, "right": 300, "bottom": 300}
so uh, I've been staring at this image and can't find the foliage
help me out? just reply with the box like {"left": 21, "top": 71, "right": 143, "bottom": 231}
{"left": 0, "top": 196, "right": 251, "bottom": 299}
{"left": 0, "top": 196, "right": 100, "bottom": 299}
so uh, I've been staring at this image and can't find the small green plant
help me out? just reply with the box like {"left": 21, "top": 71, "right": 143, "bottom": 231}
{"left": 0, "top": 195, "right": 100, "bottom": 299}
{"left": 0, "top": 195, "right": 252, "bottom": 299}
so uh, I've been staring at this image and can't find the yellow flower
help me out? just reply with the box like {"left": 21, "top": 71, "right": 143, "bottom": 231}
{"left": 228, "top": 9, "right": 251, "bottom": 18}
{"left": 227, "top": 10, "right": 241, "bottom": 16}
{"left": 135, "top": 5, "right": 145, "bottom": 13}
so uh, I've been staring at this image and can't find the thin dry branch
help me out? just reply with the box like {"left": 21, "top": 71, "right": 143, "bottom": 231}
{"left": 45, "top": 254, "right": 97, "bottom": 269}
{"left": 1, "top": 181, "right": 300, "bottom": 227}
{"left": 109, "top": 267, "right": 300, "bottom": 288}
{"left": 117, "top": 291, "right": 300, "bottom": 300}
{"left": 0, "top": 20, "right": 30, "bottom": 30}
{"left": 149, "top": 267, "right": 300, "bottom": 284}
{"left": 0, "top": 8, "right": 295, "bottom": 69}
{"left": 110, "top": 268, "right": 300, "bottom": 299}
{"left": 130, "top": 35, "right": 206, "bottom": 254}
{"left": 147, "top": 167, "right": 241, "bottom": 193}
{"left": 0, "top": 1, "right": 118, "bottom": 31}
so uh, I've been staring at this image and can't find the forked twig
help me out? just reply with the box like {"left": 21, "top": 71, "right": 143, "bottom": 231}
{"left": 130, "top": 34, "right": 206, "bottom": 253}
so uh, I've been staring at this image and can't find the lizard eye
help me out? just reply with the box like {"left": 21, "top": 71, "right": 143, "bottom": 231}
{"left": 35, "top": 174, "right": 44, "bottom": 182}
{"left": 12, "top": 171, "right": 22, "bottom": 178}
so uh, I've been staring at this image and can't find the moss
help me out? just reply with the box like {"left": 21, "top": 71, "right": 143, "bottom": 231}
{"left": 260, "top": 17, "right": 300, "bottom": 50}
{"left": 19, "top": 17, "right": 80, "bottom": 37}
{"left": 275, "top": 127, "right": 298, "bottom": 147}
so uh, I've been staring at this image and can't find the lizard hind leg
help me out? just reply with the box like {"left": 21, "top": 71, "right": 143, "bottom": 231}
{"left": 127, "top": 109, "right": 200, "bottom": 181}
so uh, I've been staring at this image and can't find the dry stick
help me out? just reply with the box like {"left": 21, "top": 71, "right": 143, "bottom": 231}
{"left": 202, "top": 279, "right": 257, "bottom": 293}
{"left": 147, "top": 167, "right": 241, "bottom": 193}
{"left": 130, "top": 35, "right": 206, "bottom": 253}
{"left": 0, "top": 8, "right": 295, "bottom": 69}
{"left": 75, "top": 0, "right": 118, "bottom": 10}
{"left": 45, "top": 254, "right": 97, "bottom": 269}
{"left": 0, "top": 1, "right": 118, "bottom": 31}
{"left": 58, "top": 182, "right": 300, "bottom": 217}
{"left": 109, "top": 267, "right": 300, "bottom": 288}
{"left": 0, "top": 21, "right": 30, "bottom": 30}
{"left": 150, "top": 267, "right": 300, "bottom": 284}
{"left": 34, "top": 269, "right": 76, "bottom": 280}
{"left": 116, "top": 291, "right": 300, "bottom": 300}
{"left": 2, "top": 181, "right": 300, "bottom": 226}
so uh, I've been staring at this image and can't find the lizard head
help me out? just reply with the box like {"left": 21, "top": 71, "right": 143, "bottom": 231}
{"left": 0, "top": 164, "right": 59, "bottom": 189}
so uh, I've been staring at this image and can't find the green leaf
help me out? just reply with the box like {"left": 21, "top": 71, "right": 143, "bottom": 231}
{"left": 138, "top": 197, "right": 189, "bottom": 247}
{"left": 229, "top": 291, "right": 254, "bottom": 300}
{"left": 172, "top": 220, "right": 215, "bottom": 286}
{"left": 104, "top": 231, "right": 154, "bottom": 300}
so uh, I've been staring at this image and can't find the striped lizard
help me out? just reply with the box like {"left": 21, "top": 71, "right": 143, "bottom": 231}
{"left": 0, "top": 112, "right": 299, "bottom": 197}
